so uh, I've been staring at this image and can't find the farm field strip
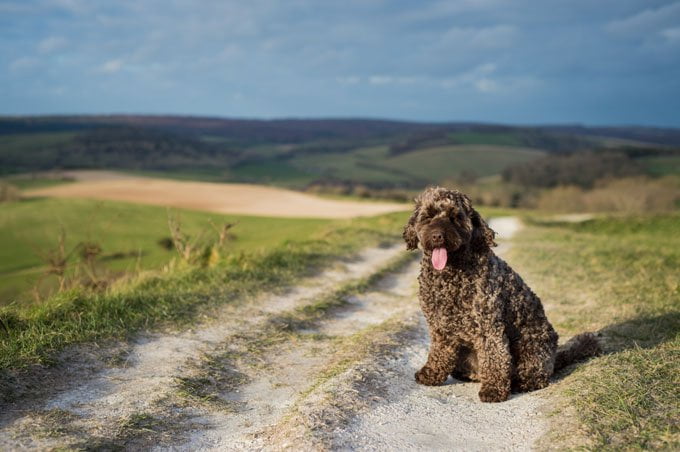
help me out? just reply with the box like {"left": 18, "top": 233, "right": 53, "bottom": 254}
{"left": 25, "top": 171, "right": 409, "bottom": 219}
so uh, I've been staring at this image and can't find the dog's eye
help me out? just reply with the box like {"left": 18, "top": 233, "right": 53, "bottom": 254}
{"left": 451, "top": 212, "right": 466, "bottom": 222}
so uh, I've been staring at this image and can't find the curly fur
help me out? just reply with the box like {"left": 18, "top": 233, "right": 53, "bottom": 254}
{"left": 404, "top": 186, "right": 600, "bottom": 403}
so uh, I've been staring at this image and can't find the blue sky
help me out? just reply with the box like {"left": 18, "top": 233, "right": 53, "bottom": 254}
{"left": 1, "top": 0, "right": 679, "bottom": 126}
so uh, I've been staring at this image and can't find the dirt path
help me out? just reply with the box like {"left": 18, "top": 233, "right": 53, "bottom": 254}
{"left": 270, "top": 216, "right": 549, "bottom": 451}
{"left": 25, "top": 170, "right": 408, "bottom": 219}
{"left": 0, "top": 217, "right": 551, "bottom": 451}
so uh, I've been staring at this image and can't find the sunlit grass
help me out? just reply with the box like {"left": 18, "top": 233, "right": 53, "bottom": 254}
{"left": 510, "top": 213, "right": 679, "bottom": 449}
{"left": 0, "top": 207, "right": 408, "bottom": 375}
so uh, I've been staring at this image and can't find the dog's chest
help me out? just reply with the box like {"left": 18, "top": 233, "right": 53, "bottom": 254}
{"left": 418, "top": 265, "right": 478, "bottom": 301}
{"left": 418, "top": 266, "right": 482, "bottom": 334}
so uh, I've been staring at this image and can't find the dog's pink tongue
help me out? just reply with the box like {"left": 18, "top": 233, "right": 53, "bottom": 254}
{"left": 431, "top": 247, "right": 447, "bottom": 271}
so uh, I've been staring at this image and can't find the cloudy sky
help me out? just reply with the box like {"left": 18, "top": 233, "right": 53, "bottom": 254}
{"left": 1, "top": 0, "right": 679, "bottom": 125}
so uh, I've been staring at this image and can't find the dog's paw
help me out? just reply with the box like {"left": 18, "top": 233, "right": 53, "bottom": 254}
{"left": 478, "top": 384, "right": 510, "bottom": 403}
{"left": 512, "top": 377, "right": 549, "bottom": 393}
{"left": 415, "top": 366, "right": 447, "bottom": 386}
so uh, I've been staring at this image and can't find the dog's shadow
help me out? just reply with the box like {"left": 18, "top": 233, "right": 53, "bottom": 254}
{"left": 552, "top": 310, "right": 679, "bottom": 381}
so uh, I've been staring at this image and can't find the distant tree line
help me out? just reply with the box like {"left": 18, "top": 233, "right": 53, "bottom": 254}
{"left": 502, "top": 152, "right": 644, "bottom": 188}
{"left": 388, "top": 129, "right": 452, "bottom": 155}
{"left": 388, "top": 127, "right": 597, "bottom": 156}
{"left": 0, "top": 127, "right": 238, "bottom": 174}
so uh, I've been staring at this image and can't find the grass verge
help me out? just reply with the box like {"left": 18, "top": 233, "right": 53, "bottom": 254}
{"left": 509, "top": 213, "right": 679, "bottom": 450}
{"left": 0, "top": 197, "right": 332, "bottom": 304}
{"left": 0, "top": 210, "right": 408, "bottom": 383}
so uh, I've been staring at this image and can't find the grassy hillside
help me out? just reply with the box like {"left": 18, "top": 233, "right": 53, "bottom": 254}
{"left": 0, "top": 198, "right": 331, "bottom": 305}
{"left": 511, "top": 214, "right": 679, "bottom": 449}
{"left": 382, "top": 145, "right": 545, "bottom": 181}
{"left": 247, "top": 144, "right": 547, "bottom": 188}
{"left": 286, "top": 146, "right": 415, "bottom": 186}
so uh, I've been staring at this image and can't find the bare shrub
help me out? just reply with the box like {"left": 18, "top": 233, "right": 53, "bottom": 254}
{"left": 536, "top": 186, "right": 586, "bottom": 212}
{"left": 583, "top": 177, "right": 680, "bottom": 213}
{"left": 536, "top": 176, "right": 680, "bottom": 213}
{"left": 77, "top": 241, "right": 105, "bottom": 288}
{"left": 34, "top": 228, "right": 77, "bottom": 293}
{"left": 503, "top": 152, "right": 643, "bottom": 188}
{"left": 167, "top": 212, "right": 235, "bottom": 267}
{"left": 0, "top": 181, "right": 21, "bottom": 202}
{"left": 444, "top": 179, "right": 539, "bottom": 209}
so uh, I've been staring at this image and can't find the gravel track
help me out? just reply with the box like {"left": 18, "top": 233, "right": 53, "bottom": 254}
{"left": 0, "top": 217, "right": 550, "bottom": 451}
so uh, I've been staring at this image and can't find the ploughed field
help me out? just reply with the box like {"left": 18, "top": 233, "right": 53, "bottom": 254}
{"left": 25, "top": 170, "right": 408, "bottom": 219}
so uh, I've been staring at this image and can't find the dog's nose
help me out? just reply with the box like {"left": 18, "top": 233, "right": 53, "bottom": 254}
{"left": 432, "top": 231, "right": 444, "bottom": 243}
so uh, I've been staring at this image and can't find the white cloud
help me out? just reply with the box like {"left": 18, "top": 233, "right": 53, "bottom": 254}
{"left": 441, "top": 63, "right": 497, "bottom": 89}
{"left": 474, "top": 78, "right": 498, "bottom": 93}
{"left": 606, "top": 2, "right": 680, "bottom": 35}
{"left": 368, "top": 75, "right": 420, "bottom": 85}
{"left": 336, "top": 64, "right": 510, "bottom": 94}
{"left": 9, "top": 57, "right": 39, "bottom": 72}
{"left": 439, "top": 25, "right": 517, "bottom": 48}
{"left": 336, "top": 75, "right": 360, "bottom": 85}
{"left": 38, "top": 36, "right": 68, "bottom": 53}
{"left": 97, "top": 58, "right": 123, "bottom": 73}
{"left": 661, "top": 27, "right": 680, "bottom": 42}
{"left": 396, "top": 0, "right": 505, "bottom": 24}
{"left": 47, "top": 0, "right": 89, "bottom": 14}
{"left": 0, "top": 2, "right": 36, "bottom": 13}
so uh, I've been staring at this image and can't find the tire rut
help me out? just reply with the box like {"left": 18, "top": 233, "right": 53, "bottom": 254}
{"left": 266, "top": 217, "right": 551, "bottom": 452}
{"left": 0, "top": 244, "right": 408, "bottom": 451}
{"left": 2, "top": 217, "right": 543, "bottom": 452}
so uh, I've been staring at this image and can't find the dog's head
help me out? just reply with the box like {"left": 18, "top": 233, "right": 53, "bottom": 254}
{"left": 402, "top": 186, "right": 496, "bottom": 270}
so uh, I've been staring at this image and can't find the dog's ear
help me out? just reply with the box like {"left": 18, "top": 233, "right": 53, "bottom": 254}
{"left": 402, "top": 199, "right": 420, "bottom": 251}
{"left": 461, "top": 194, "right": 496, "bottom": 252}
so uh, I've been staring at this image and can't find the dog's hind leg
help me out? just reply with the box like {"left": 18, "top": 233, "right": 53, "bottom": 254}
{"left": 511, "top": 336, "right": 556, "bottom": 393}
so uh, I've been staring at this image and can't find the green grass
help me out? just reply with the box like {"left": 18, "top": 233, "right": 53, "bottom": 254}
{"left": 0, "top": 132, "right": 76, "bottom": 152}
{"left": 228, "top": 161, "right": 316, "bottom": 187}
{"left": 123, "top": 168, "right": 230, "bottom": 183}
{"left": 0, "top": 198, "right": 331, "bottom": 305}
{"left": 382, "top": 145, "right": 545, "bottom": 181}
{"left": 510, "top": 213, "right": 679, "bottom": 449}
{"left": 287, "top": 145, "right": 416, "bottom": 187}
{"left": 0, "top": 207, "right": 408, "bottom": 377}
{"left": 284, "top": 144, "right": 545, "bottom": 188}
{"left": 3, "top": 177, "right": 74, "bottom": 191}
{"left": 0, "top": 132, "right": 77, "bottom": 175}
{"left": 640, "top": 155, "right": 680, "bottom": 177}
{"left": 450, "top": 131, "right": 524, "bottom": 147}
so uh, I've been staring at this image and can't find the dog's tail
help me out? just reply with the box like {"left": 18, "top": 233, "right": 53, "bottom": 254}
{"left": 554, "top": 332, "right": 602, "bottom": 372}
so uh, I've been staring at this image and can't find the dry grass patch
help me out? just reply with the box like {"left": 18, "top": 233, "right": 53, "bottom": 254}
{"left": 510, "top": 214, "right": 679, "bottom": 450}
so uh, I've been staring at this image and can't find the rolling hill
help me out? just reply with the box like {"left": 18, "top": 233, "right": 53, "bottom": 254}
{"left": 1, "top": 115, "right": 679, "bottom": 189}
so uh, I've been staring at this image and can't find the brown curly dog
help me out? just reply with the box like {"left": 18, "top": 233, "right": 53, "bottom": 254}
{"left": 403, "top": 186, "right": 600, "bottom": 403}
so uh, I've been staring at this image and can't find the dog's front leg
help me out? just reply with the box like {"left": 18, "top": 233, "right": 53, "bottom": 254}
{"left": 477, "top": 327, "right": 512, "bottom": 403}
{"left": 415, "top": 330, "right": 460, "bottom": 386}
